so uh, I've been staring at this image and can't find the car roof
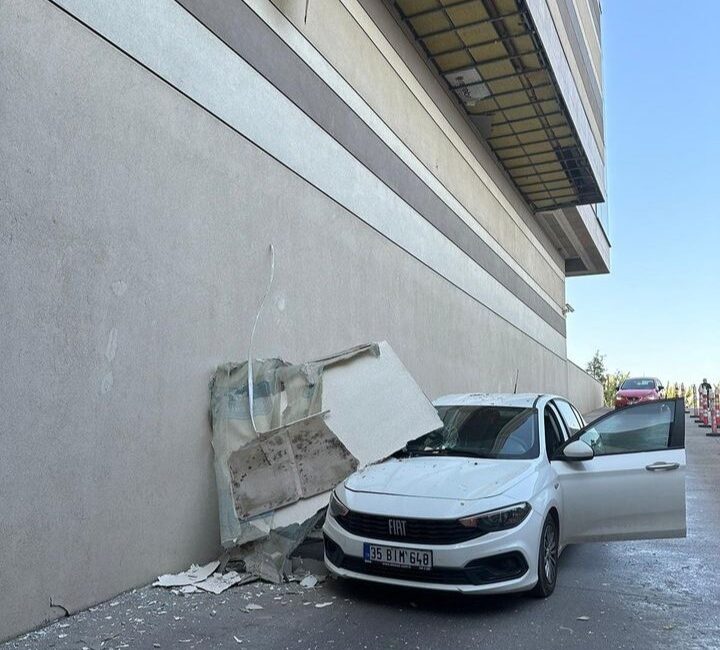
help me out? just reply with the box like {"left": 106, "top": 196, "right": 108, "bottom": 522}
{"left": 432, "top": 393, "right": 546, "bottom": 409}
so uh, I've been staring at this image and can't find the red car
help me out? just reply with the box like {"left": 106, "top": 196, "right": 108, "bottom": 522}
{"left": 615, "top": 377, "right": 664, "bottom": 409}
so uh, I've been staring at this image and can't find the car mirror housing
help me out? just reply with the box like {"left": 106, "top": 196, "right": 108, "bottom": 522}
{"left": 562, "top": 440, "right": 594, "bottom": 461}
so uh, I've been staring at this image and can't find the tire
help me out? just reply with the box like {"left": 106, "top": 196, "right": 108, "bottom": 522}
{"left": 530, "top": 514, "right": 559, "bottom": 598}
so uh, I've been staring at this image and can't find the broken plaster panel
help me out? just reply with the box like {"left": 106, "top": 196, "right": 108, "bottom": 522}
{"left": 290, "top": 415, "right": 359, "bottom": 496}
{"left": 229, "top": 433, "right": 299, "bottom": 520}
{"left": 228, "top": 414, "right": 357, "bottom": 520}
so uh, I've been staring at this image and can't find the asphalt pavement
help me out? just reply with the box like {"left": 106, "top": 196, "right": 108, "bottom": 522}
{"left": 5, "top": 412, "right": 720, "bottom": 650}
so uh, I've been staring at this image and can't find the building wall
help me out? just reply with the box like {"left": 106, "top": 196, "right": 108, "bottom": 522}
{"left": 1, "top": 0, "right": 579, "bottom": 640}
{"left": 263, "top": 0, "right": 568, "bottom": 307}
{"left": 567, "top": 361, "right": 604, "bottom": 416}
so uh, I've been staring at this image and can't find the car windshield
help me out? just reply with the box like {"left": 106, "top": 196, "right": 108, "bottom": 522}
{"left": 399, "top": 405, "right": 539, "bottom": 460}
{"left": 621, "top": 378, "right": 656, "bottom": 390}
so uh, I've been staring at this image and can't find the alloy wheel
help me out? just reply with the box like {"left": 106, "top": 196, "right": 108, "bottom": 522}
{"left": 543, "top": 522, "right": 558, "bottom": 583}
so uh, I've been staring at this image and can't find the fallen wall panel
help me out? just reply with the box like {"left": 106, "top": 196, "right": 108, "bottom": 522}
{"left": 210, "top": 341, "right": 442, "bottom": 549}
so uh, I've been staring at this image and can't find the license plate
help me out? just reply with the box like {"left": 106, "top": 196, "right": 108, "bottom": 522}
{"left": 363, "top": 543, "right": 433, "bottom": 570}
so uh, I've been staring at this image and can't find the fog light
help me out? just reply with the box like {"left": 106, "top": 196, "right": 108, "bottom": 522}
{"left": 465, "top": 552, "right": 529, "bottom": 584}
{"left": 323, "top": 534, "right": 344, "bottom": 566}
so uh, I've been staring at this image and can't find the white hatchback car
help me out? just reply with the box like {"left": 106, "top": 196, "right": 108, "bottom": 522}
{"left": 323, "top": 393, "right": 686, "bottom": 597}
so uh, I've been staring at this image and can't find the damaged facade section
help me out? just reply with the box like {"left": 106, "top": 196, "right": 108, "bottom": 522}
{"left": 209, "top": 342, "right": 442, "bottom": 580}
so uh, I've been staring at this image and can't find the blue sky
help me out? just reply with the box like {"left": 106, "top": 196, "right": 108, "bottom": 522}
{"left": 565, "top": 0, "right": 720, "bottom": 384}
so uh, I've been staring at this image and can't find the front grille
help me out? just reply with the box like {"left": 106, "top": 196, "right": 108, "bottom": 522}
{"left": 335, "top": 509, "right": 484, "bottom": 545}
{"left": 325, "top": 535, "right": 528, "bottom": 586}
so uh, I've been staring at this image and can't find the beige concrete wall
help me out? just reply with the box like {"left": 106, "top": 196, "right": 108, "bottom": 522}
{"left": 0, "top": 0, "right": 571, "bottom": 640}
{"left": 566, "top": 360, "right": 604, "bottom": 415}
{"left": 268, "top": 0, "right": 567, "bottom": 309}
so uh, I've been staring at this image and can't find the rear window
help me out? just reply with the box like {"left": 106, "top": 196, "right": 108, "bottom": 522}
{"left": 620, "top": 378, "right": 656, "bottom": 390}
{"left": 403, "top": 406, "right": 539, "bottom": 459}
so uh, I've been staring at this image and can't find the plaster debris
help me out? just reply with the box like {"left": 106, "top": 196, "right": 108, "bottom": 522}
{"left": 299, "top": 575, "right": 318, "bottom": 589}
{"left": 195, "top": 571, "right": 250, "bottom": 595}
{"left": 153, "top": 561, "right": 220, "bottom": 588}
{"left": 576, "top": 615, "right": 590, "bottom": 621}
{"left": 154, "top": 563, "right": 259, "bottom": 597}
{"left": 315, "top": 602, "right": 333, "bottom": 608}
{"left": 242, "top": 604, "right": 263, "bottom": 612}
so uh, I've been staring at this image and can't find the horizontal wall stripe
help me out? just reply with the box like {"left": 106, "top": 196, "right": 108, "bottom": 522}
{"left": 176, "top": 0, "right": 566, "bottom": 336}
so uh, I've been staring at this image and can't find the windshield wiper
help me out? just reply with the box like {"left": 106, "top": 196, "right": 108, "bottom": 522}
{"left": 395, "top": 448, "right": 490, "bottom": 459}
{"left": 433, "top": 448, "right": 491, "bottom": 459}
{"left": 394, "top": 448, "right": 436, "bottom": 458}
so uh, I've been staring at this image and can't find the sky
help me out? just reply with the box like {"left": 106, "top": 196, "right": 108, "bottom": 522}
{"left": 565, "top": 0, "right": 720, "bottom": 385}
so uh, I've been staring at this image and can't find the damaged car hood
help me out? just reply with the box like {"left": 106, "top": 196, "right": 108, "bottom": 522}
{"left": 344, "top": 456, "right": 535, "bottom": 500}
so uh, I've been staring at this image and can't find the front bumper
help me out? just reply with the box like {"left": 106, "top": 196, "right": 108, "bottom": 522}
{"left": 322, "top": 509, "right": 542, "bottom": 594}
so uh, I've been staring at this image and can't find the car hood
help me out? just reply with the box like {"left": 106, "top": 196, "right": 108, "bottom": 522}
{"left": 617, "top": 389, "right": 655, "bottom": 398}
{"left": 344, "top": 456, "right": 535, "bottom": 501}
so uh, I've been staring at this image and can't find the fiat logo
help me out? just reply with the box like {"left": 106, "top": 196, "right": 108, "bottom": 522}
{"left": 388, "top": 519, "right": 407, "bottom": 536}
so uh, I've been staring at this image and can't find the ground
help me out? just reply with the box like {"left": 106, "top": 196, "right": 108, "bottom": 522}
{"left": 5, "top": 412, "right": 720, "bottom": 650}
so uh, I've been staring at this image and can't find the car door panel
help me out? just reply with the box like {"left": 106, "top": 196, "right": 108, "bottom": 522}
{"left": 554, "top": 448, "right": 686, "bottom": 543}
{"left": 553, "top": 399, "right": 686, "bottom": 544}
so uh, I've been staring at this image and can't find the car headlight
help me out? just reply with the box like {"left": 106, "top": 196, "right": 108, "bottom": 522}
{"left": 458, "top": 503, "right": 531, "bottom": 532}
{"left": 328, "top": 491, "right": 349, "bottom": 518}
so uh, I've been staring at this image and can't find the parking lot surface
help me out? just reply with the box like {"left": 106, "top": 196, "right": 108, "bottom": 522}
{"left": 5, "top": 413, "right": 719, "bottom": 650}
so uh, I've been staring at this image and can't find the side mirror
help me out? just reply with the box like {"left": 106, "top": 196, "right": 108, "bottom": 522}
{"left": 658, "top": 386, "right": 664, "bottom": 392}
{"left": 562, "top": 440, "right": 594, "bottom": 461}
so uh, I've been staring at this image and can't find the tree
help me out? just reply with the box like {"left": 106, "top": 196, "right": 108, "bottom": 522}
{"left": 603, "top": 370, "right": 630, "bottom": 407}
{"left": 585, "top": 350, "right": 607, "bottom": 383}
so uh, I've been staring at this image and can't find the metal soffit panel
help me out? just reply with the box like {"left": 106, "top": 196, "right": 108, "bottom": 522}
{"left": 390, "top": 0, "right": 603, "bottom": 212}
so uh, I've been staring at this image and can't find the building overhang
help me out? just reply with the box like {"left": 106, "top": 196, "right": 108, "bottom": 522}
{"left": 386, "top": 0, "right": 609, "bottom": 274}
{"left": 389, "top": 0, "right": 604, "bottom": 211}
{"left": 537, "top": 204, "right": 609, "bottom": 275}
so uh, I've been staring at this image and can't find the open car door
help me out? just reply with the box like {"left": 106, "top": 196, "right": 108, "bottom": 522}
{"left": 553, "top": 399, "right": 686, "bottom": 544}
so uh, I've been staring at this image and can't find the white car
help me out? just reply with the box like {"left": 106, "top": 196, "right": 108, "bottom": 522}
{"left": 323, "top": 393, "right": 686, "bottom": 597}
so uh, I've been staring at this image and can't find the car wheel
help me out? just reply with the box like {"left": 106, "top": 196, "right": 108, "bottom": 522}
{"left": 530, "top": 514, "right": 558, "bottom": 598}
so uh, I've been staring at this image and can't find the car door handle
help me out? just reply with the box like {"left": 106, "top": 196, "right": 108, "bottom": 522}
{"left": 645, "top": 462, "right": 679, "bottom": 472}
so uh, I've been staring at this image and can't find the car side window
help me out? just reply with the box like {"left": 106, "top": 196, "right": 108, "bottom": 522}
{"left": 544, "top": 406, "right": 565, "bottom": 458}
{"left": 577, "top": 401, "right": 676, "bottom": 456}
{"left": 570, "top": 404, "right": 585, "bottom": 428}
{"left": 554, "top": 400, "right": 582, "bottom": 436}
